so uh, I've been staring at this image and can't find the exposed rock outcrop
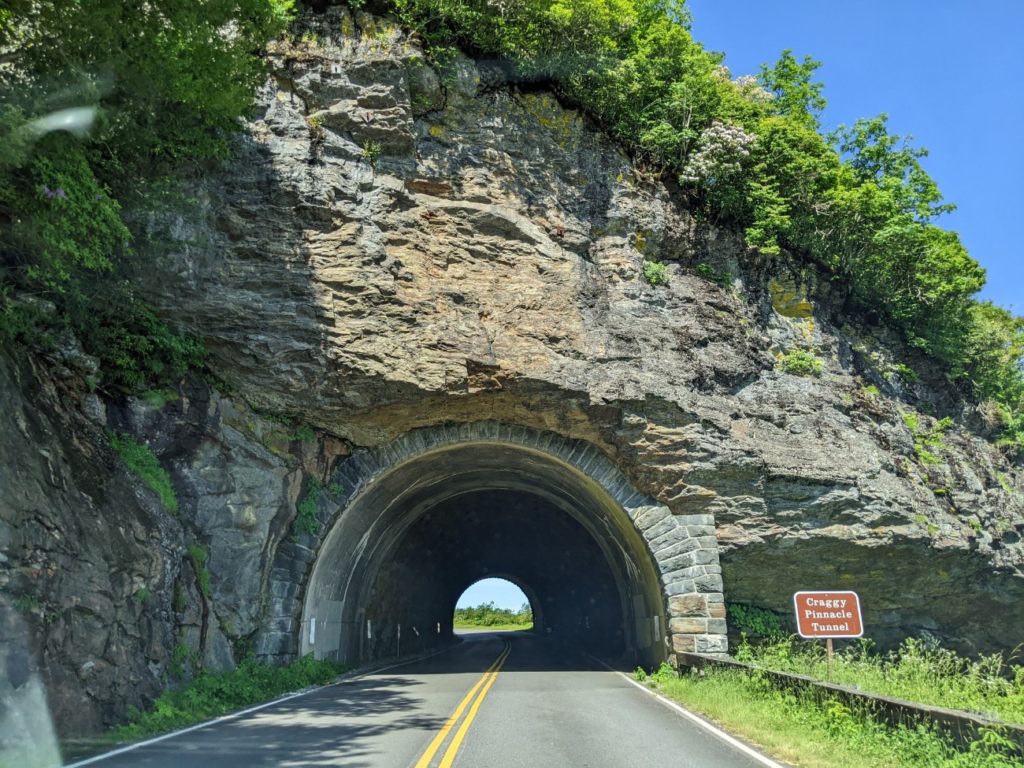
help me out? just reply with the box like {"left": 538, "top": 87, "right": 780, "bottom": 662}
{"left": 2, "top": 6, "right": 1022, "bottom": 738}
{"left": 146, "top": 6, "right": 1021, "bottom": 650}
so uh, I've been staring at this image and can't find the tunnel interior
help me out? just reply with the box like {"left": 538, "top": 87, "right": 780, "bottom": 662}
{"left": 299, "top": 442, "right": 668, "bottom": 668}
{"left": 379, "top": 489, "right": 621, "bottom": 647}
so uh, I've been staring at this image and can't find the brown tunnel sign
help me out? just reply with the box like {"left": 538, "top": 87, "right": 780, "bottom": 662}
{"left": 793, "top": 591, "right": 863, "bottom": 638}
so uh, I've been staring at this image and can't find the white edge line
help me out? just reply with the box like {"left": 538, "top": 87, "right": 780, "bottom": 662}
{"left": 64, "top": 644, "right": 456, "bottom": 768}
{"left": 617, "top": 673, "right": 788, "bottom": 768}
{"left": 588, "top": 655, "right": 787, "bottom": 768}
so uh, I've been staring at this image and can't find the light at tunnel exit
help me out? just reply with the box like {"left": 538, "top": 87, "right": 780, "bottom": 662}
{"left": 456, "top": 578, "right": 529, "bottom": 610}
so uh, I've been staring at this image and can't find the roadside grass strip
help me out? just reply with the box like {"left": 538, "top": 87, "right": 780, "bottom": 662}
{"left": 414, "top": 640, "right": 510, "bottom": 768}
{"left": 644, "top": 666, "right": 1024, "bottom": 768}
{"left": 65, "top": 646, "right": 455, "bottom": 766}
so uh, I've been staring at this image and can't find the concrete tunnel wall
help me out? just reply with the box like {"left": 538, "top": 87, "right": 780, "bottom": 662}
{"left": 255, "top": 423, "right": 728, "bottom": 666}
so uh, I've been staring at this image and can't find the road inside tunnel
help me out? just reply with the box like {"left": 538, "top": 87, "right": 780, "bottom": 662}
{"left": 297, "top": 439, "right": 671, "bottom": 669}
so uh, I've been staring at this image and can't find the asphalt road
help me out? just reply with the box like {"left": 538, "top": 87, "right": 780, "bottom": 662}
{"left": 72, "top": 631, "right": 778, "bottom": 768}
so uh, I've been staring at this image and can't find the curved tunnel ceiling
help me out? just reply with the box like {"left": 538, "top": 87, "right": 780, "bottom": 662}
{"left": 300, "top": 442, "right": 669, "bottom": 666}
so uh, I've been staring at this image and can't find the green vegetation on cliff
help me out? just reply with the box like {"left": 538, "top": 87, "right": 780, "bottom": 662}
{"left": 109, "top": 431, "right": 179, "bottom": 513}
{"left": 0, "top": 0, "right": 292, "bottom": 391}
{"left": 386, "top": 0, "right": 1024, "bottom": 452}
{"left": 1, "top": 0, "right": 1021, "bottom": 452}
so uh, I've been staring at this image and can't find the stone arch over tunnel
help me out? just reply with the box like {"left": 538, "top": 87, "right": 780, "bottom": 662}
{"left": 256, "top": 423, "right": 727, "bottom": 667}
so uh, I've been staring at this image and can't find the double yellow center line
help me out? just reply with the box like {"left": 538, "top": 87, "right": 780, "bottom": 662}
{"left": 413, "top": 641, "right": 510, "bottom": 768}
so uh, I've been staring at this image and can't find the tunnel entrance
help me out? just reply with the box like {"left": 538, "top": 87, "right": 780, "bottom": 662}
{"left": 260, "top": 424, "right": 727, "bottom": 668}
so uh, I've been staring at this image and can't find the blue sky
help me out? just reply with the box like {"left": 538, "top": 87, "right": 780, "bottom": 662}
{"left": 456, "top": 578, "right": 530, "bottom": 610}
{"left": 687, "top": 0, "right": 1023, "bottom": 312}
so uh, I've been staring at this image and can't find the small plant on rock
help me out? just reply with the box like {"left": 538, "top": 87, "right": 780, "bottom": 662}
{"left": 109, "top": 432, "right": 179, "bottom": 513}
{"left": 642, "top": 260, "right": 669, "bottom": 286}
{"left": 778, "top": 349, "right": 823, "bottom": 377}
{"left": 902, "top": 411, "right": 952, "bottom": 465}
{"left": 362, "top": 140, "right": 383, "bottom": 166}
{"left": 291, "top": 478, "right": 323, "bottom": 539}
{"left": 187, "top": 543, "right": 211, "bottom": 598}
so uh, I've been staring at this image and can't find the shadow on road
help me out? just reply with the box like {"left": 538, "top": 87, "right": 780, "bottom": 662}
{"left": 417, "top": 630, "right": 640, "bottom": 674}
{"left": 91, "top": 674, "right": 448, "bottom": 767}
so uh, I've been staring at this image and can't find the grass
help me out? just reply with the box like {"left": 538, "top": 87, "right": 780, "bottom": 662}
{"left": 735, "top": 637, "right": 1024, "bottom": 725}
{"left": 106, "top": 655, "right": 346, "bottom": 745}
{"left": 108, "top": 431, "right": 178, "bottom": 513}
{"left": 902, "top": 412, "right": 953, "bottom": 465}
{"left": 187, "top": 543, "right": 211, "bottom": 598}
{"left": 453, "top": 622, "right": 533, "bottom": 632}
{"left": 641, "top": 665, "right": 1022, "bottom": 768}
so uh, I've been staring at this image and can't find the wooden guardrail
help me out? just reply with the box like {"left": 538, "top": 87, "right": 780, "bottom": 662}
{"left": 675, "top": 652, "right": 1024, "bottom": 755}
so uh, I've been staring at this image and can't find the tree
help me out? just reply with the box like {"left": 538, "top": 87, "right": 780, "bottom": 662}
{"left": 1, "top": 0, "right": 293, "bottom": 390}
{"left": 757, "top": 49, "right": 826, "bottom": 129}
{"left": 830, "top": 114, "right": 954, "bottom": 222}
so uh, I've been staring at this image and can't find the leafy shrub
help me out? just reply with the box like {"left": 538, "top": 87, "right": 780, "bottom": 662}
{"left": 693, "top": 262, "right": 732, "bottom": 288}
{"left": 887, "top": 362, "right": 920, "bottom": 383}
{"left": 728, "top": 603, "right": 785, "bottom": 641}
{"left": 291, "top": 424, "right": 316, "bottom": 443}
{"left": 362, "top": 140, "right": 383, "bottom": 165}
{"left": 635, "top": 661, "right": 677, "bottom": 685}
{"left": 642, "top": 259, "right": 668, "bottom": 286}
{"left": 779, "top": 349, "right": 823, "bottom": 377}
{"left": 71, "top": 287, "right": 205, "bottom": 393}
{"left": 291, "top": 478, "right": 323, "bottom": 539}
{"left": 109, "top": 431, "right": 178, "bottom": 513}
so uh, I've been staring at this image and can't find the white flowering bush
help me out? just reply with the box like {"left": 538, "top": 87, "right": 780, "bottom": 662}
{"left": 733, "top": 74, "right": 774, "bottom": 103}
{"left": 680, "top": 119, "right": 756, "bottom": 187}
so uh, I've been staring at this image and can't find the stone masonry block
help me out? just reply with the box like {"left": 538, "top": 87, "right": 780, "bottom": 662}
{"left": 671, "top": 634, "right": 697, "bottom": 653}
{"left": 668, "top": 593, "right": 707, "bottom": 617}
{"left": 695, "top": 573, "right": 723, "bottom": 592}
{"left": 658, "top": 551, "right": 695, "bottom": 574}
{"left": 707, "top": 618, "right": 728, "bottom": 634}
{"left": 693, "top": 548, "right": 720, "bottom": 566}
{"left": 695, "top": 634, "right": 728, "bottom": 655}
{"left": 670, "top": 617, "right": 707, "bottom": 634}
{"left": 663, "top": 579, "right": 696, "bottom": 596}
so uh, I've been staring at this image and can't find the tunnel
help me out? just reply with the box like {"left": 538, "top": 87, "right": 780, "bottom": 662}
{"left": 295, "top": 432, "right": 673, "bottom": 668}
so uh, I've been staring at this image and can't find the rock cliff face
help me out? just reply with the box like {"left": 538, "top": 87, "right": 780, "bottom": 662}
{"left": 2, "top": 6, "right": 1022, "bottom": 738}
